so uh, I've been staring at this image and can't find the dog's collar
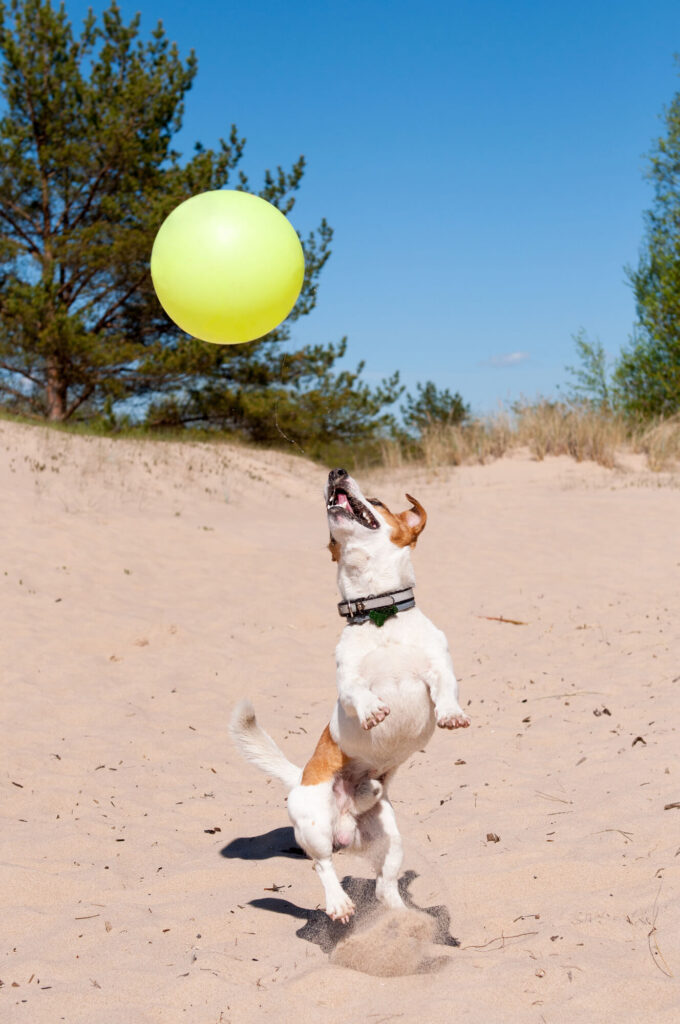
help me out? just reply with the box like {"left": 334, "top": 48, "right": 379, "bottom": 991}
{"left": 337, "top": 588, "right": 415, "bottom": 627}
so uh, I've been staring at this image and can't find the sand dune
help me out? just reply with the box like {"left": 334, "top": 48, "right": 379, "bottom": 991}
{"left": 1, "top": 419, "right": 679, "bottom": 1022}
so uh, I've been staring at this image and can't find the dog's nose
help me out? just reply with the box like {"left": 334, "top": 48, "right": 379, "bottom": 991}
{"left": 328, "top": 468, "right": 348, "bottom": 484}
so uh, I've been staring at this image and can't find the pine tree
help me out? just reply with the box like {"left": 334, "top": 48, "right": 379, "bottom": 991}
{"left": 401, "top": 380, "right": 469, "bottom": 436}
{"left": 0, "top": 0, "right": 341, "bottom": 431}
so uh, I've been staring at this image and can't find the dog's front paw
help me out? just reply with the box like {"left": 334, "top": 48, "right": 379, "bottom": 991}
{"left": 436, "top": 703, "right": 470, "bottom": 729}
{"left": 327, "top": 893, "right": 355, "bottom": 924}
{"left": 358, "top": 697, "right": 390, "bottom": 730}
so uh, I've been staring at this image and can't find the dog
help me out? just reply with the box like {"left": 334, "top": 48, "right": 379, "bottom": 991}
{"left": 230, "top": 468, "right": 470, "bottom": 923}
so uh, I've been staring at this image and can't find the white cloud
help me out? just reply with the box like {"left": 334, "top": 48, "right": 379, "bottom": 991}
{"left": 484, "top": 351, "right": 530, "bottom": 368}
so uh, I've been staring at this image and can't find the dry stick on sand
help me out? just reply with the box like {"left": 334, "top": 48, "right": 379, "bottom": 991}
{"left": 477, "top": 615, "right": 528, "bottom": 626}
{"left": 594, "top": 829, "right": 634, "bottom": 843}
{"left": 647, "top": 883, "right": 674, "bottom": 978}
{"left": 535, "top": 791, "right": 573, "bottom": 805}
{"left": 461, "top": 930, "right": 539, "bottom": 952}
{"left": 533, "top": 691, "right": 608, "bottom": 700}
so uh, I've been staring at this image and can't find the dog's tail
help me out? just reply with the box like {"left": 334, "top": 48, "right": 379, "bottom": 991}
{"left": 229, "top": 699, "right": 303, "bottom": 790}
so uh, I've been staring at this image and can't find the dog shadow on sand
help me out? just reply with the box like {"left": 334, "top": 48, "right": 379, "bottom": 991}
{"left": 221, "top": 827, "right": 458, "bottom": 974}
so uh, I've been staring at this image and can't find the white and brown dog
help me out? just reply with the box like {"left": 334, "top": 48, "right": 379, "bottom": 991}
{"left": 230, "top": 468, "right": 469, "bottom": 923}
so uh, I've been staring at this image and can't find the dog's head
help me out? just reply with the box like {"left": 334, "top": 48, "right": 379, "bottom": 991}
{"left": 324, "top": 469, "right": 426, "bottom": 591}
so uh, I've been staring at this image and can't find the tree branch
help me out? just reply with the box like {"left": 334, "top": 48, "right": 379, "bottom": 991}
{"left": 0, "top": 378, "right": 37, "bottom": 401}
{"left": 90, "top": 271, "right": 150, "bottom": 333}
{"left": 64, "top": 381, "right": 97, "bottom": 419}
{"left": 56, "top": 160, "right": 117, "bottom": 234}
{"left": 58, "top": 264, "right": 102, "bottom": 306}
{"left": 0, "top": 359, "right": 43, "bottom": 387}
{"left": 0, "top": 207, "right": 42, "bottom": 256}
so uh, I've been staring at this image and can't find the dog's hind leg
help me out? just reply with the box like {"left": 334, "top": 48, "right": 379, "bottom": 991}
{"left": 314, "top": 856, "right": 355, "bottom": 924}
{"left": 359, "top": 798, "right": 406, "bottom": 911}
{"left": 287, "top": 781, "right": 355, "bottom": 923}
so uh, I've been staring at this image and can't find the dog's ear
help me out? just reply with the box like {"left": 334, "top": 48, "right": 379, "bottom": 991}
{"left": 391, "top": 494, "right": 427, "bottom": 547}
{"left": 404, "top": 494, "right": 427, "bottom": 542}
{"left": 328, "top": 536, "right": 341, "bottom": 562}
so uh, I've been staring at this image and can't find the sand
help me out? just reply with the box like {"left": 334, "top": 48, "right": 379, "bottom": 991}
{"left": 1, "top": 419, "right": 679, "bottom": 1023}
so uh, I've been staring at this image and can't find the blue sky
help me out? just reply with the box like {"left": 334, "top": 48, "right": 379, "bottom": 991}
{"left": 70, "top": 0, "right": 680, "bottom": 412}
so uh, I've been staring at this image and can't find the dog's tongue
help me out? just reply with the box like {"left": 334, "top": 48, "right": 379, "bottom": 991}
{"left": 337, "top": 491, "right": 350, "bottom": 509}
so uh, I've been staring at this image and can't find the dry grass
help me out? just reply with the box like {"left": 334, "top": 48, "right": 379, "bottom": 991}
{"left": 378, "top": 438, "right": 407, "bottom": 471}
{"left": 417, "top": 410, "right": 514, "bottom": 468}
{"left": 4, "top": 402, "right": 680, "bottom": 475}
{"left": 378, "top": 402, "right": 680, "bottom": 473}
{"left": 632, "top": 415, "right": 680, "bottom": 471}
{"left": 513, "top": 402, "right": 629, "bottom": 469}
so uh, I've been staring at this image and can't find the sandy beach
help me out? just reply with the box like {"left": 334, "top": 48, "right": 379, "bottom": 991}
{"left": 1, "top": 418, "right": 679, "bottom": 1023}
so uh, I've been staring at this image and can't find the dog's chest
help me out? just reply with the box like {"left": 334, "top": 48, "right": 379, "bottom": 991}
{"left": 338, "top": 610, "right": 436, "bottom": 674}
{"left": 335, "top": 616, "right": 438, "bottom": 767}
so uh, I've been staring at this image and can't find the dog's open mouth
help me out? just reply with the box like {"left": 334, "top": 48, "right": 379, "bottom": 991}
{"left": 327, "top": 486, "right": 379, "bottom": 529}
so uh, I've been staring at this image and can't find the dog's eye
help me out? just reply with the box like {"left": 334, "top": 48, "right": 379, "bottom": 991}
{"left": 367, "top": 498, "right": 383, "bottom": 507}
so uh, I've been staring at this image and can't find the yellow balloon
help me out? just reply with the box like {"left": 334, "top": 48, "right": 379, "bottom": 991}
{"left": 150, "top": 190, "right": 305, "bottom": 344}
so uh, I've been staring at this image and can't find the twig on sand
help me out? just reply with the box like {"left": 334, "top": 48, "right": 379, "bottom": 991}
{"left": 535, "top": 791, "right": 573, "bottom": 805}
{"left": 594, "top": 829, "right": 634, "bottom": 843}
{"left": 533, "top": 690, "right": 606, "bottom": 700}
{"left": 647, "top": 883, "right": 674, "bottom": 978}
{"left": 477, "top": 615, "right": 528, "bottom": 626}
{"left": 461, "top": 930, "right": 539, "bottom": 951}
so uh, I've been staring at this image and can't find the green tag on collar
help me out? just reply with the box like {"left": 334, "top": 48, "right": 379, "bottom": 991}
{"left": 368, "top": 605, "right": 398, "bottom": 627}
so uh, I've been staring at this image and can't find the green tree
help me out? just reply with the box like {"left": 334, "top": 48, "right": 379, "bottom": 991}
{"left": 401, "top": 380, "right": 469, "bottom": 435}
{"left": 0, "top": 0, "right": 348, "bottom": 432}
{"left": 564, "top": 330, "right": 612, "bottom": 411}
{"left": 147, "top": 338, "right": 403, "bottom": 459}
{"left": 621, "top": 62, "right": 680, "bottom": 418}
